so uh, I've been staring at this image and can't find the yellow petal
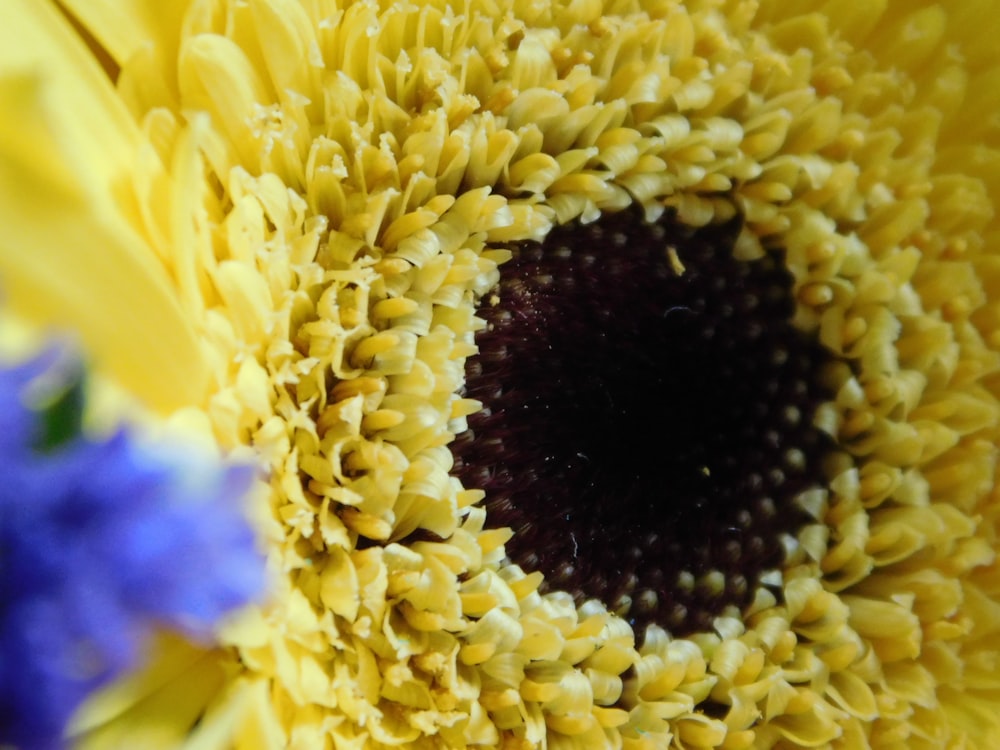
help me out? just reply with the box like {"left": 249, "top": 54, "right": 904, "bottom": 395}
{"left": 57, "top": 0, "right": 188, "bottom": 68}
{"left": 58, "top": 0, "right": 188, "bottom": 115}
{"left": 69, "top": 634, "right": 229, "bottom": 749}
{"left": 0, "top": 0, "right": 138, "bottom": 197}
{"left": 0, "top": 0, "right": 207, "bottom": 411}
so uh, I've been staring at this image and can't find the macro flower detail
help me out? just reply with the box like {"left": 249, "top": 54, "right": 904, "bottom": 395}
{"left": 452, "top": 208, "right": 838, "bottom": 638}
{"left": 0, "top": 347, "right": 265, "bottom": 749}
{"left": 1, "top": 0, "right": 999, "bottom": 748}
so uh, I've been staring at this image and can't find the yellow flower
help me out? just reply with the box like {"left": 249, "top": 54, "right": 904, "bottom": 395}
{"left": 2, "top": 0, "right": 999, "bottom": 748}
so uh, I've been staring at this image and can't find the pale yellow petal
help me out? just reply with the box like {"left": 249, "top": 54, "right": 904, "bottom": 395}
{"left": 57, "top": 0, "right": 188, "bottom": 68}
{"left": 0, "top": 0, "right": 207, "bottom": 411}
{"left": 58, "top": 0, "right": 189, "bottom": 115}
{"left": 0, "top": 0, "right": 137, "bottom": 199}
{"left": 69, "top": 634, "right": 229, "bottom": 749}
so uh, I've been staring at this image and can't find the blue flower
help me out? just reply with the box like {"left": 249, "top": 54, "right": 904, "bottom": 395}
{"left": 0, "top": 348, "right": 266, "bottom": 749}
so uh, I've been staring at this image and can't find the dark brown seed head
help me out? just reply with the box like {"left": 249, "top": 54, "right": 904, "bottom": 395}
{"left": 452, "top": 208, "right": 835, "bottom": 639}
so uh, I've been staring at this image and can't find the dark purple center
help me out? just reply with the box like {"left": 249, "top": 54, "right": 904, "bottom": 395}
{"left": 452, "top": 208, "right": 834, "bottom": 637}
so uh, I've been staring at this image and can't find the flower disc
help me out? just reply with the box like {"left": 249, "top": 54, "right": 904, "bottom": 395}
{"left": 454, "top": 208, "right": 837, "bottom": 636}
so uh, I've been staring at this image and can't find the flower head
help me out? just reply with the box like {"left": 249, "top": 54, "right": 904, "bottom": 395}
{"left": 0, "top": 347, "right": 265, "bottom": 749}
{"left": 2, "top": 0, "right": 1000, "bottom": 748}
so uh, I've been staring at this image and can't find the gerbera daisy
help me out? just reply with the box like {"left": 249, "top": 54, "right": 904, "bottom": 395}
{"left": 1, "top": 0, "right": 998, "bottom": 748}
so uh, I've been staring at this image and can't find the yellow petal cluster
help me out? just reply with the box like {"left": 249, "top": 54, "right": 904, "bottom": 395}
{"left": 0, "top": 1, "right": 208, "bottom": 411}
{"left": 2, "top": 0, "right": 999, "bottom": 748}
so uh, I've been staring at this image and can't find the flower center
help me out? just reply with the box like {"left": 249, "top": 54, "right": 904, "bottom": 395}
{"left": 453, "top": 209, "right": 835, "bottom": 637}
